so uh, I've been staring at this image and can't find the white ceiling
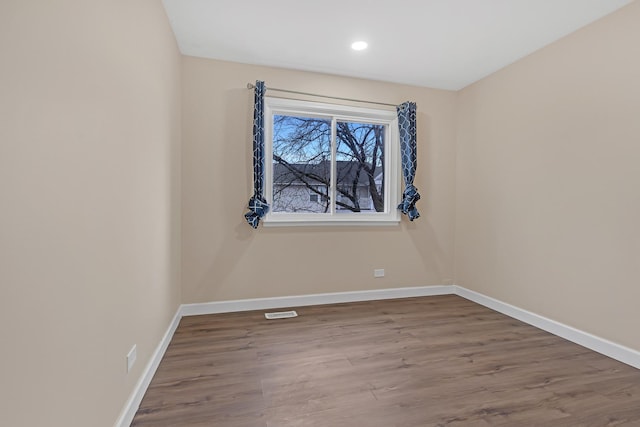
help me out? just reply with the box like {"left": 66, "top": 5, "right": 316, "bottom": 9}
{"left": 162, "top": 0, "right": 633, "bottom": 90}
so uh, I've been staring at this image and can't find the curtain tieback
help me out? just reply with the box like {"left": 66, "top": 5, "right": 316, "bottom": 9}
{"left": 244, "top": 195, "right": 270, "bottom": 229}
{"left": 398, "top": 184, "right": 421, "bottom": 221}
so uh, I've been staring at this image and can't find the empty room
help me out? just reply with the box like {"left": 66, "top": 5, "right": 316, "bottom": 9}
{"left": 2, "top": 0, "right": 640, "bottom": 426}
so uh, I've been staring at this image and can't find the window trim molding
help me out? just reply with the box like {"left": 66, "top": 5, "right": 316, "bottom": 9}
{"left": 264, "top": 97, "right": 400, "bottom": 226}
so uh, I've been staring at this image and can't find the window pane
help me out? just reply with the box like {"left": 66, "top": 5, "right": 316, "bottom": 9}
{"left": 272, "top": 115, "right": 331, "bottom": 213}
{"left": 335, "top": 121, "right": 385, "bottom": 213}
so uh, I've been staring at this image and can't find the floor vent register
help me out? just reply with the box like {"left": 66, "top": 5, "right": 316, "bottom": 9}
{"left": 264, "top": 310, "right": 298, "bottom": 320}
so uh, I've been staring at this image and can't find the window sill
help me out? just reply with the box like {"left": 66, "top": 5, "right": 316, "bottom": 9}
{"left": 263, "top": 213, "right": 401, "bottom": 227}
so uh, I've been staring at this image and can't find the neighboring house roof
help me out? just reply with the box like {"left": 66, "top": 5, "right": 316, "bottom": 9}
{"left": 273, "top": 160, "right": 381, "bottom": 186}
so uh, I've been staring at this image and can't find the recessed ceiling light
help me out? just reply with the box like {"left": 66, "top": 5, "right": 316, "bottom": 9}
{"left": 351, "top": 41, "right": 368, "bottom": 51}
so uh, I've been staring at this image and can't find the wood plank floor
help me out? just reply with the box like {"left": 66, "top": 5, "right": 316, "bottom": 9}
{"left": 132, "top": 295, "right": 640, "bottom": 426}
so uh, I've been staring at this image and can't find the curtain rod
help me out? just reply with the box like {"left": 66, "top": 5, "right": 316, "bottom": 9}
{"left": 246, "top": 83, "right": 397, "bottom": 108}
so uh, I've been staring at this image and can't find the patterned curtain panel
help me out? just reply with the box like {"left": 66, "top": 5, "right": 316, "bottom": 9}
{"left": 244, "top": 80, "right": 270, "bottom": 228}
{"left": 397, "top": 101, "right": 421, "bottom": 221}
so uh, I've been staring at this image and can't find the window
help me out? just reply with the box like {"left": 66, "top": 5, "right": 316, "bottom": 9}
{"left": 264, "top": 97, "right": 400, "bottom": 226}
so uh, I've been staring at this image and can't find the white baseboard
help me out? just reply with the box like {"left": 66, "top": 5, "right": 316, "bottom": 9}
{"left": 114, "top": 309, "right": 182, "bottom": 427}
{"left": 454, "top": 285, "right": 640, "bottom": 370}
{"left": 116, "top": 283, "right": 640, "bottom": 426}
{"left": 181, "top": 285, "right": 455, "bottom": 316}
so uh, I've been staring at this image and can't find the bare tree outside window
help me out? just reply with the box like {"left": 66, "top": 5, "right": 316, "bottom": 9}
{"left": 272, "top": 115, "right": 385, "bottom": 214}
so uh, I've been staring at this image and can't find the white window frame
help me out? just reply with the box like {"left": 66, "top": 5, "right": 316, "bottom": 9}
{"left": 264, "top": 97, "right": 400, "bottom": 226}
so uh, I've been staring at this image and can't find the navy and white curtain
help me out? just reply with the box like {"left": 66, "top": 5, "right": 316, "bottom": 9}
{"left": 397, "top": 101, "right": 421, "bottom": 221}
{"left": 244, "top": 80, "right": 270, "bottom": 228}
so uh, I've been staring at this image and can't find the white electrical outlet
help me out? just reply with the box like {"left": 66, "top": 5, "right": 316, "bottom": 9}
{"left": 126, "top": 344, "right": 137, "bottom": 373}
{"left": 374, "top": 269, "right": 385, "bottom": 278}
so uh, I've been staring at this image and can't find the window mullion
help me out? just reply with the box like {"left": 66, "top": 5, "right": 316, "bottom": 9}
{"left": 330, "top": 117, "right": 337, "bottom": 215}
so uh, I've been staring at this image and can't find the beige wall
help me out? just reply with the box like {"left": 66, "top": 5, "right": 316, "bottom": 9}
{"left": 455, "top": 2, "right": 640, "bottom": 351}
{"left": 0, "top": 1, "right": 181, "bottom": 426}
{"left": 181, "top": 57, "right": 457, "bottom": 303}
